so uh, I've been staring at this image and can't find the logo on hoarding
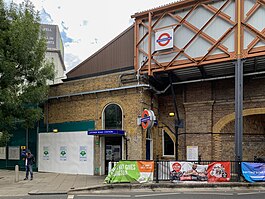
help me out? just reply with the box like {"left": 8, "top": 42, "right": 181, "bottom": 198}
{"left": 157, "top": 33, "right": 172, "bottom": 47}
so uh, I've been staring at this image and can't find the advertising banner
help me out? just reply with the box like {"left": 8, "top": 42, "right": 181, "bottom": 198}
{"left": 207, "top": 162, "right": 230, "bottom": 182}
{"left": 170, "top": 162, "right": 208, "bottom": 181}
{"left": 242, "top": 162, "right": 265, "bottom": 182}
{"left": 169, "top": 161, "right": 230, "bottom": 182}
{"left": 105, "top": 161, "right": 154, "bottom": 184}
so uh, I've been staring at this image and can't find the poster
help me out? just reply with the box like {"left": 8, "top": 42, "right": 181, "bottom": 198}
{"left": 60, "top": 146, "right": 67, "bottom": 161}
{"left": 186, "top": 146, "right": 198, "bottom": 161}
{"left": 79, "top": 146, "right": 87, "bottom": 161}
{"left": 105, "top": 161, "right": 154, "bottom": 184}
{"left": 8, "top": 146, "right": 20, "bottom": 160}
{"left": 170, "top": 162, "right": 208, "bottom": 181}
{"left": 207, "top": 162, "right": 231, "bottom": 182}
{"left": 0, "top": 147, "right": 6, "bottom": 159}
{"left": 242, "top": 162, "right": 265, "bottom": 182}
{"left": 43, "top": 146, "right": 49, "bottom": 160}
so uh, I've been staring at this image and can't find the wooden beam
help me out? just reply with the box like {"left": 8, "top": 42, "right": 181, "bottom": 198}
{"left": 247, "top": 28, "right": 265, "bottom": 53}
{"left": 198, "top": 26, "right": 235, "bottom": 65}
{"left": 172, "top": 14, "right": 230, "bottom": 54}
{"left": 202, "top": 4, "right": 235, "bottom": 25}
{"left": 164, "top": 0, "right": 231, "bottom": 70}
{"left": 148, "top": 12, "right": 152, "bottom": 76}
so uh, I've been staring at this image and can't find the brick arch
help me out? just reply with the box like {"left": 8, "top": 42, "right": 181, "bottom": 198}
{"left": 101, "top": 103, "right": 124, "bottom": 130}
{"left": 213, "top": 108, "right": 265, "bottom": 133}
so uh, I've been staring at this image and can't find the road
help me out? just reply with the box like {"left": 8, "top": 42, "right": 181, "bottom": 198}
{"left": 1, "top": 189, "right": 265, "bottom": 199}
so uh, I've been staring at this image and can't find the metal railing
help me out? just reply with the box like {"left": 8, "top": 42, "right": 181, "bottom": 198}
{"left": 108, "top": 158, "right": 265, "bottom": 183}
{"left": 154, "top": 159, "right": 265, "bottom": 183}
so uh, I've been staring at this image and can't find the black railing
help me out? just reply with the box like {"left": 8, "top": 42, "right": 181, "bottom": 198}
{"left": 108, "top": 159, "right": 265, "bottom": 183}
{"left": 154, "top": 160, "right": 265, "bottom": 183}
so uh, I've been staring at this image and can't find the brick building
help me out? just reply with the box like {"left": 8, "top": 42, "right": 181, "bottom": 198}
{"left": 43, "top": 0, "right": 265, "bottom": 175}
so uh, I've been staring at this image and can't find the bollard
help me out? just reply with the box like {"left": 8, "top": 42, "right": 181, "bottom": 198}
{"left": 15, "top": 165, "right": 19, "bottom": 182}
{"left": 108, "top": 161, "right": 112, "bottom": 174}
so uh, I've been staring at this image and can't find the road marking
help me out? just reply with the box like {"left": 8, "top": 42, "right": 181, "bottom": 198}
{"left": 182, "top": 192, "right": 234, "bottom": 196}
{"left": 68, "top": 195, "right": 74, "bottom": 199}
{"left": 237, "top": 191, "right": 265, "bottom": 195}
{"left": 78, "top": 195, "right": 131, "bottom": 198}
{"left": 135, "top": 192, "right": 181, "bottom": 198}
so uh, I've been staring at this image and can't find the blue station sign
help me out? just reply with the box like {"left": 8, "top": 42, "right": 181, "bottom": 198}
{"left": 87, "top": 130, "right": 125, "bottom": 136}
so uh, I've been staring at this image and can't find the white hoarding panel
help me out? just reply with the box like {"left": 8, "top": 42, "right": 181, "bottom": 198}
{"left": 155, "top": 28, "right": 174, "bottom": 51}
{"left": 38, "top": 132, "right": 94, "bottom": 175}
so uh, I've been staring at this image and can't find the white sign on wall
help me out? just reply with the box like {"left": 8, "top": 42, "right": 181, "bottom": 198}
{"left": 186, "top": 146, "right": 198, "bottom": 161}
{"left": 0, "top": 147, "right": 6, "bottom": 159}
{"left": 43, "top": 146, "right": 49, "bottom": 160}
{"left": 155, "top": 28, "right": 174, "bottom": 51}
{"left": 60, "top": 146, "right": 67, "bottom": 161}
{"left": 79, "top": 146, "right": 87, "bottom": 162}
{"left": 8, "top": 146, "right": 20, "bottom": 160}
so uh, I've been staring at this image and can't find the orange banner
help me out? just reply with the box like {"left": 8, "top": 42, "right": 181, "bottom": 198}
{"left": 137, "top": 161, "right": 154, "bottom": 172}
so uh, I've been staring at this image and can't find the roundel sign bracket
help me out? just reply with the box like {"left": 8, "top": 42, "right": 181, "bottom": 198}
{"left": 141, "top": 109, "right": 155, "bottom": 130}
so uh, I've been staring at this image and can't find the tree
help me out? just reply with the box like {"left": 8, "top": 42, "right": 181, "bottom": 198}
{"left": 0, "top": 0, "right": 55, "bottom": 144}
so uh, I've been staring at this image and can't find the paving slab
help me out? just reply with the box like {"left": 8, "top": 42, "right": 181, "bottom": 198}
{"left": 1, "top": 169, "right": 265, "bottom": 196}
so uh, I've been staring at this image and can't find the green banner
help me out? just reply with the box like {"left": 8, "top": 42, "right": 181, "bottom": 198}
{"left": 104, "top": 161, "right": 154, "bottom": 184}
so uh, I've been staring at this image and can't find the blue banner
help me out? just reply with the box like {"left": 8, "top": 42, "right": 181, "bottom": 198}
{"left": 241, "top": 162, "right": 265, "bottom": 182}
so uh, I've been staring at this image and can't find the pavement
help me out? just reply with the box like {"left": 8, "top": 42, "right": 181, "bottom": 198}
{"left": 0, "top": 169, "right": 265, "bottom": 196}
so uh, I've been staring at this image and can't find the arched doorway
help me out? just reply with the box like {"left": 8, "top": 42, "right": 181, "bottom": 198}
{"left": 101, "top": 103, "right": 123, "bottom": 174}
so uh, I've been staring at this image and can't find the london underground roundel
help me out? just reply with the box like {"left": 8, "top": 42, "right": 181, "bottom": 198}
{"left": 141, "top": 109, "right": 155, "bottom": 130}
{"left": 157, "top": 33, "right": 172, "bottom": 47}
{"left": 155, "top": 28, "right": 174, "bottom": 51}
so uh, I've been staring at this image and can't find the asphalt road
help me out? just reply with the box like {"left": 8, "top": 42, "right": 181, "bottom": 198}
{"left": 1, "top": 190, "right": 265, "bottom": 199}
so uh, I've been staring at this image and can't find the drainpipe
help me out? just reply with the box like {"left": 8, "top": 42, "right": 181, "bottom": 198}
{"left": 169, "top": 73, "right": 180, "bottom": 161}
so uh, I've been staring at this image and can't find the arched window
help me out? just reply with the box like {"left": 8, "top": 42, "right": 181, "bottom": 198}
{"left": 162, "top": 130, "right": 175, "bottom": 156}
{"left": 104, "top": 104, "right": 122, "bottom": 130}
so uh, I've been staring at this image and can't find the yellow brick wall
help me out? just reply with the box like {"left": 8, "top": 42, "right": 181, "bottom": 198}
{"left": 47, "top": 72, "right": 157, "bottom": 173}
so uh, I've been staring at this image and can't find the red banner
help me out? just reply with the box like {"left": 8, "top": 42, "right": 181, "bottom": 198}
{"left": 207, "top": 162, "right": 231, "bottom": 182}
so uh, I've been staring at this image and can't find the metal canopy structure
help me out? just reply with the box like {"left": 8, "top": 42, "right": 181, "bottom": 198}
{"left": 132, "top": 0, "right": 265, "bottom": 80}
{"left": 149, "top": 55, "right": 265, "bottom": 87}
{"left": 132, "top": 0, "right": 265, "bottom": 177}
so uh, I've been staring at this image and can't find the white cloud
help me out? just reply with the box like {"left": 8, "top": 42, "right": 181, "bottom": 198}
{"left": 5, "top": 0, "right": 176, "bottom": 71}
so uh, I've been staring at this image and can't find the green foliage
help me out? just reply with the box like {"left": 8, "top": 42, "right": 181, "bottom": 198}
{"left": 0, "top": 0, "right": 55, "bottom": 133}
{"left": 0, "top": 131, "right": 13, "bottom": 147}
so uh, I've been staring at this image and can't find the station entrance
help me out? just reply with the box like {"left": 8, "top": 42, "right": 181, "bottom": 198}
{"left": 105, "top": 136, "right": 122, "bottom": 174}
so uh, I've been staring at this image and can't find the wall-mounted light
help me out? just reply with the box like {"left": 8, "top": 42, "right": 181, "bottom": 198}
{"left": 169, "top": 112, "right": 175, "bottom": 117}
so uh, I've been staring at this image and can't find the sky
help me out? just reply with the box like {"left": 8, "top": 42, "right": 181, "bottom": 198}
{"left": 4, "top": 0, "right": 176, "bottom": 72}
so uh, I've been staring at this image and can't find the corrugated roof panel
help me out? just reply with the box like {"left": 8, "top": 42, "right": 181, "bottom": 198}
{"left": 67, "top": 25, "right": 134, "bottom": 79}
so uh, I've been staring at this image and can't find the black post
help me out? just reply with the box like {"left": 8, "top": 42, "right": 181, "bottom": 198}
{"left": 155, "top": 156, "right": 159, "bottom": 183}
{"left": 235, "top": 58, "right": 243, "bottom": 182}
{"left": 169, "top": 73, "right": 180, "bottom": 161}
